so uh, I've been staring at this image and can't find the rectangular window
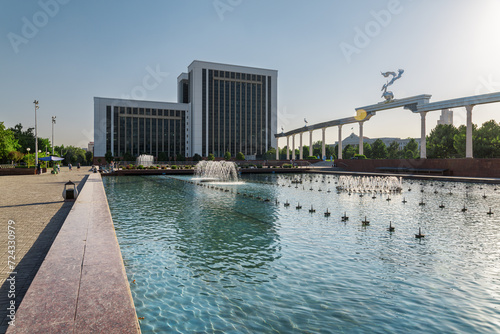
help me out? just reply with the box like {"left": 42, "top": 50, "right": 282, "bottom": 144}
{"left": 106, "top": 106, "right": 111, "bottom": 153}
{"left": 145, "top": 118, "right": 150, "bottom": 154}
{"left": 139, "top": 108, "right": 144, "bottom": 115}
{"left": 139, "top": 118, "right": 145, "bottom": 155}
{"left": 268, "top": 76, "right": 272, "bottom": 151}
{"left": 202, "top": 69, "right": 207, "bottom": 157}
{"left": 120, "top": 116, "right": 126, "bottom": 156}
{"left": 113, "top": 107, "right": 119, "bottom": 156}
{"left": 132, "top": 117, "right": 138, "bottom": 155}
{"left": 152, "top": 118, "right": 157, "bottom": 156}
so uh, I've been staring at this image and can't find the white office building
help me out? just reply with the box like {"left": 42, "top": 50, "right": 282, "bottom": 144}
{"left": 94, "top": 60, "right": 278, "bottom": 161}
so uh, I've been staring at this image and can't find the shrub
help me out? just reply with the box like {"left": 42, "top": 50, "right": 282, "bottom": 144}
{"left": 137, "top": 165, "right": 144, "bottom": 169}
{"left": 306, "top": 156, "right": 317, "bottom": 160}
{"left": 256, "top": 164, "right": 263, "bottom": 168}
{"left": 236, "top": 152, "right": 245, "bottom": 160}
{"left": 224, "top": 151, "right": 231, "bottom": 160}
{"left": 282, "top": 163, "right": 292, "bottom": 168}
{"left": 353, "top": 154, "right": 367, "bottom": 159}
{"left": 193, "top": 153, "right": 202, "bottom": 162}
{"left": 207, "top": 153, "right": 215, "bottom": 161}
{"left": 171, "top": 165, "right": 177, "bottom": 169}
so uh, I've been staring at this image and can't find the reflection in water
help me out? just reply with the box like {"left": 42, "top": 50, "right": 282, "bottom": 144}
{"left": 104, "top": 174, "right": 500, "bottom": 334}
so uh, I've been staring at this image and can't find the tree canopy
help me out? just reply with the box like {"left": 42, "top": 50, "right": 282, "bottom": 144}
{"left": 0, "top": 122, "right": 19, "bottom": 161}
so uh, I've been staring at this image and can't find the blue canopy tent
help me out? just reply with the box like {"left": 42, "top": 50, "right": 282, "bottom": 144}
{"left": 38, "top": 156, "right": 65, "bottom": 161}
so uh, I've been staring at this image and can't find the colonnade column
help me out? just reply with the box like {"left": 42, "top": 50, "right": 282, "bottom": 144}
{"left": 359, "top": 122, "right": 364, "bottom": 155}
{"left": 286, "top": 136, "right": 290, "bottom": 160}
{"left": 420, "top": 112, "right": 427, "bottom": 159}
{"left": 321, "top": 128, "right": 326, "bottom": 159}
{"left": 299, "top": 132, "right": 303, "bottom": 160}
{"left": 309, "top": 130, "right": 313, "bottom": 158}
{"left": 338, "top": 125, "right": 343, "bottom": 160}
{"left": 292, "top": 135, "right": 296, "bottom": 160}
{"left": 466, "top": 105, "right": 474, "bottom": 158}
{"left": 276, "top": 138, "right": 280, "bottom": 160}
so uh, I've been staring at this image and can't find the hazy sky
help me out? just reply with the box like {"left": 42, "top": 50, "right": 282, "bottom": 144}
{"left": 2, "top": 0, "right": 500, "bottom": 148}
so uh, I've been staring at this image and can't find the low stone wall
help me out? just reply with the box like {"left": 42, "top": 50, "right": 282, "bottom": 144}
{"left": 335, "top": 158, "right": 500, "bottom": 178}
{"left": 7, "top": 173, "right": 140, "bottom": 333}
{"left": 0, "top": 168, "right": 35, "bottom": 176}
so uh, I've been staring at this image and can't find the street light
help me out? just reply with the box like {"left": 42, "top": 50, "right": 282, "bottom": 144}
{"left": 26, "top": 148, "right": 31, "bottom": 168}
{"left": 33, "top": 100, "right": 39, "bottom": 171}
{"left": 52, "top": 116, "right": 56, "bottom": 155}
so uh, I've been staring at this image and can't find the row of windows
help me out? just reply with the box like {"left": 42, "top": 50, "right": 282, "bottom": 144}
{"left": 212, "top": 70, "right": 264, "bottom": 82}
{"left": 117, "top": 107, "right": 183, "bottom": 117}
{"left": 204, "top": 69, "right": 270, "bottom": 157}
{"left": 106, "top": 106, "right": 186, "bottom": 158}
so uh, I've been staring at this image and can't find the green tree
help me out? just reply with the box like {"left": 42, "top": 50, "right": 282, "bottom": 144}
{"left": 123, "top": 152, "right": 135, "bottom": 162}
{"left": 224, "top": 151, "right": 231, "bottom": 160}
{"left": 9, "top": 123, "right": 34, "bottom": 153}
{"left": 7, "top": 151, "right": 24, "bottom": 163}
{"left": 342, "top": 144, "right": 357, "bottom": 159}
{"left": 62, "top": 146, "right": 86, "bottom": 165}
{"left": 193, "top": 153, "right": 202, "bottom": 162}
{"left": 264, "top": 147, "right": 276, "bottom": 160}
{"left": 302, "top": 145, "right": 309, "bottom": 157}
{"left": 0, "top": 122, "right": 19, "bottom": 161}
{"left": 85, "top": 151, "right": 93, "bottom": 164}
{"left": 387, "top": 141, "right": 400, "bottom": 159}
{"left": 236, "top": 152, "right": 245, "bottom": 160}
{"left": 404, "top": 138, "right": 419, "bottom": 159}
{"left": 474, "top": 120, "right": 500, "bottom": 158}
{"left": 208, "top": 153, "right": 215, "bottom": 161}
{"left": 371, "top": 139, "right": 388, "bottom": 159}
{"left": 105, "top": 151, "right": 113, "bottom": 164}
{"left": 279, "top": 146, "right": 291, "bottom": 159}
{"left": 358, "top": 142, "right": 372, "bottom": 158}
{"left": 426, "top": 124, "right": 459, "bottom": 158}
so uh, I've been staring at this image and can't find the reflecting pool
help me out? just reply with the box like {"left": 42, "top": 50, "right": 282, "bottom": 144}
{"left": 103, "top": 174, "right": 500, "bottom": 333}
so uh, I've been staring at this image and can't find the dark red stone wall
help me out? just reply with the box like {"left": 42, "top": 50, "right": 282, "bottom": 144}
{"left": 335, "top": 159, "right": 500, "bottom": 178}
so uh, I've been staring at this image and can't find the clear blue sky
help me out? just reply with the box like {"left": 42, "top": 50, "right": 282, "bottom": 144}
{"left": 2, "top": 0, "right": 500, "bottom": 148}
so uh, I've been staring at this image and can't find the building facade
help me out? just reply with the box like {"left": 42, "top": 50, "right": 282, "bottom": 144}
{"left": 94, "top": 61, "right": 278, "bottom": 161}
{"left": 94, "top": 98, "right": 189, "bottom": 160}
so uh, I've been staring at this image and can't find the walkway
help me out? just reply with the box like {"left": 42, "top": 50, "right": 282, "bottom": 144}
{"left": 0, "top": 167, "right": 89, "bottom": 333}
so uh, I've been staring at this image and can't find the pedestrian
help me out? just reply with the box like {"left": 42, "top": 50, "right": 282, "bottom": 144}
{"left": 77, "top": 162, "right": 81, "bottom": 170}
{"left": 68, "top": 163, "right": 72, "bottom": 171}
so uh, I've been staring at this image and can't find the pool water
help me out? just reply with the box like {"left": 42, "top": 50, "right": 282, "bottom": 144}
{"left": 103, "top": 174, "right": 500, "bottom": 333}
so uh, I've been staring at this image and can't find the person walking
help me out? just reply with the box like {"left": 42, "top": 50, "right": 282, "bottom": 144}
{"left": 68, "top": 163, "right": 72, "bottom": 171}
{"left": 77, "top": 162, "right": 81, "bottom": 170}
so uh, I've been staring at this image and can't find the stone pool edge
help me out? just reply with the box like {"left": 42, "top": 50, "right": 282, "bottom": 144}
{"left": 7, "top": 173, "right": 141, "bottom": 334}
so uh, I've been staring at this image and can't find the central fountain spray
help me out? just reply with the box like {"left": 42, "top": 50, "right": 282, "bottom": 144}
{"left": 194, "top": 161, "right": 239, "bottom": 182}
{"left": 336, "top": 175, "right": 402, "bottom": 193}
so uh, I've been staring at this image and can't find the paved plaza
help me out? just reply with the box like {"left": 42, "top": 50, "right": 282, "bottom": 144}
{"left": 0, "top": 167, "right": 90, "bottom": 333}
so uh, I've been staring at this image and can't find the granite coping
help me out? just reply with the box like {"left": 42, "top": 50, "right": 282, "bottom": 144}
{"left": 7, "top": 173, "right": 141, "bottom": 334}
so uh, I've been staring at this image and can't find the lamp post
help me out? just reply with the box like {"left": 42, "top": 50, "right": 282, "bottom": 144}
{"left": 33, "top": 100, "right": 39, "bottom": 170}
{"left": 52, "top": 116, "right": 56, "bottom": 155}
{"left": 26, "top": 147, "right": 31, "bottom": 168}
